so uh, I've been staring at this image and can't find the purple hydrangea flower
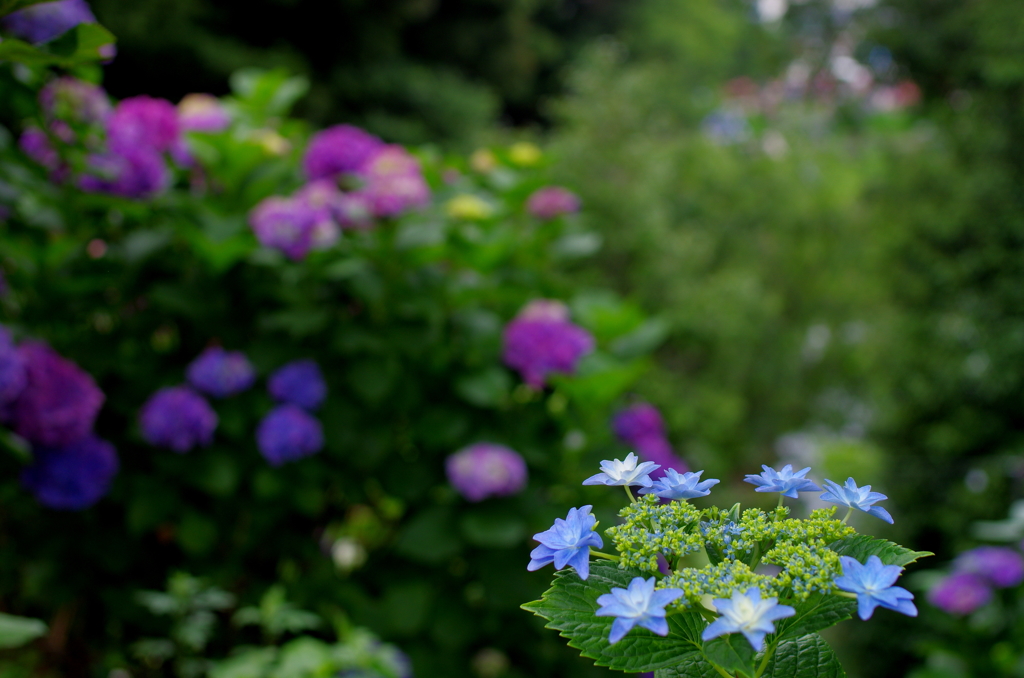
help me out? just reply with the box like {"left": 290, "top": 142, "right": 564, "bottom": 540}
{"left": 19, "top": 127, "right": 62, "bottom": 172}
{"left": 820, "top": 477, "right": 893, "bottom": 524}
{"left": 2, "top": 0, "right": 97, "bottom": 44}
{"left": 517, "top": 299, "right": 570, "bottom": 322}
{"left": 702, "top": 588, "right": 795, "bottom": 650}
{"left": 526, "top": 186, "right": 580, "bottom": 220}
{"left": 0, "top": 326, "right": 27, "bottom": 407}
{"left": 954, "top": 546, "right": 1024, "bottom": 588}
{"left": 294, "top": 180, "right": 343, "bottom": 247}
{"left": 583, "top": 452, "right": 659, "bottom": 488}
{"left": 186, "top": 347, "right": 256, "bottom": 398}
{"left": 502, "top": 303, "right": 595, "bottom": 389}
{"left": 596, "top": 576, "right": 685, "bottom": 644}
{"left": 20, "top": 435, "right": 118, "bottom": 510}
{"left": 929, "top": 572, "right": 992, "bottom": 615}
{"left": 527, "top": 505, "right": 603, "bottom": 580}
{"left": 177, "top": 94, "right": 231, "bottom": 133}
{"left": 139, "top": 386, "right": 218, "bottom": 452}
{"left": 359, "top": 145, "right": 430, "bottom": 217}
{"left": 612, "top": 403, "right": 665, "bottom": 444}
{"left": 78, "top": 146, "right": 170, "bottom": 199}
{"left": 445, "top": 443, "right": 528, "bottom": 502}
{"left": 9, "top": 341, "right": 104, "bottom": 447}
{"left": 255, "top": 404, "right": 324, "bottom": 466}
{"left": 267, "top": 360, "right": 327, "bottom": 411}
{"left": 106, "top": 96, "right": 181, "bottom": 154}
{"left": 835, "top": 555, "right": 917, "bottom": 620}
{"left": 40, "top": 77, "right": 110, "bottom": 127}
{"left": 745, "top": 464, "right": 822, "bottom": 499}
{"left": 248, "top": 196, "right": 318, "bottom": 260}
{"left": 303, "top": 124, "right": 384, "bottom": 181}
{"left": 332, "top": 191, "right": 374, "bottom": 230}
{"left": 639, "top": 469, "right": 719, "bottom": 500}
{"left": 633, "top": 435, "right": 689, "bottom": 476}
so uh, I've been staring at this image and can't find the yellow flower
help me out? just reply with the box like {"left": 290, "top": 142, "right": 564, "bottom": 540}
{"left": 508, "top": 141, "right": 542, "bottom": 166}
{"left": 445, "top": 194, "right": 494, "bottom": 220}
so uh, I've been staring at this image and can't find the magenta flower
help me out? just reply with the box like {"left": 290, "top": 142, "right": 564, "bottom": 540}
{"left": 139, "top": 386, "right": 218, "bottom": 453}
{"left": 526, "top": 186, "right": 580, "bottom": 220}
{"left": 186, "top": 347, "right": 256, "bottom": 398}
{"left": 359, "top": 145, "right": 430, "bottom": 217}
{"left": 928, "top": 572, "right": 992, "bottom": 615}
{"left": 502, "top": 301, "right": 594, "bottom": 389}
{"left": 954, "top": 546, "right": 1024, "bottom": 588}
{"left": 177, "top": 94, "right": 231, "bottom": 133}
{"left": 446, "top": 443, "right": 528, "bottom": 502}
{"left": 9, "top": 342, "right": 104, "bottom": 447}
{"left": 78, "top": 146, "right": 170, "bottom": 199}
{"left": 256, "top": 404, "right": 324, "bottom": 466}
{"left": 21, "top": 435, "right": 119, "bottom": 510}
{"left": 303, "top": 124, "right": 383, "bottom": 181}
{"left": 107, "top": 96, "right": 181, "bottom": 154}
{"left": 248, "top": 196, "right": 318, "bottom": 260}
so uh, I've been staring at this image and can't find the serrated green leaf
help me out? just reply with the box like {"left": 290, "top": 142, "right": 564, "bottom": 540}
{"left": 0, "top": 613, "right": 47, "bottom": 649}
{"left": 762, "top": 634, "right": 845, "bottom": 678}
{"left": 522, "top": 563, "right": 706, "bottom": 672}
{"left": 774, "top": 593, "right": 856, "bottom": 641}
{"left": 828, "top": 534, "right": 932, "bottom": 568}
{"left": 654, "top": 654, "right": 724, "bottom": 678}
{"left": 704, "top": 634, "right": 756, "bottom": 677}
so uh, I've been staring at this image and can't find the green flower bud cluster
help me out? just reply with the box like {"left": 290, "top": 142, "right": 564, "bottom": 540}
{"left": 605, "top": 494, "right": 705, "bottom": 573}
{"left": 661, "top": 560, "right": 773, "bottom": 609}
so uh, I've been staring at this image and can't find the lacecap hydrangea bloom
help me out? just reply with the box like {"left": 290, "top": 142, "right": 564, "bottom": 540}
{"left": 639, "top": 469, "right": 719, "bottom": 500}
{"left": 138, "top": 386, "right": 218, "bottom": 453}
{"left": 526, "top": 186, "right": 580, "bottom": 220}
{"left": 267, "top": 360, "right": 327, "bottom": 411}
{"left": 928, "top": 572, "right": 992, "bottom": 615}
{"left": 0, "top": 325, "right": 27, "bottom": 407}
{"left": 186, "top": 347, "right": 256, "bottom": 398}
{"left": 527, "top": 505, "right": 603, "bottom": 580}
{"left": 701, "top": 588, "right": 795, "bottom": 650}
{"left": 835, "top": 555, "right": 917, "bottom": 620}
{"left": 2, "top": 0, "right": 98, "bottom": 44}
{"left": 583, "top": 452, "right": 659, "bottom": 488}
{"left": 502, "top": 300, "right": 594, "bottom": 389}
{"left": 256, "top": 404, "right": 324, "bottom": 466}
{"left": 9, "top": 341, "right": 104, "bottom": 447}
{"left": 303, "top": 124, "right": 384, "bottom": 180}
{"left": 744, "top": 464, "right": 821, "bottom": 498}
{"left": 177, "top": 94, "right": 231, "bottom": 133}
{"left": 820, "top": 477, "right": 893, "bottom": 524}
{"left": 596, "top": 576, "right": 684, "bottom": 644}
{"left": 446, "top": 443, "right": 528, "bottom": 502}
{"left": 248, "top": 196, "right": 318, "bottom": 261}
{"left": 20, "top": 435, "right": 119, "bottom": 510}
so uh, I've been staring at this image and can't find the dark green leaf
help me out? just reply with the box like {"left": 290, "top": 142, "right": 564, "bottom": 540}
{"left": 761, "top": 634, "right": 845, "bottom": 678}
{"left": 0, "top": 613, "right": 47, "bottom": 649}
{"left": 454, "top": 367, "right": 511, "bottom": 407}
{"left": 828, "top": 534, "right": 932, "bottom": 568}
{"left": 0, "top": 24, "right": 115, "bottom": 66}
{"left": 654, "top": 654, "right": 724, "bottom": 678}
{"left": 0, "top": 428, "right": 31, "bottom": 463}
{"left": 610, "top": 317, "right": 671, "bottom": 359}
{"left": 704, "top": 635, "right": 756, "bottom": 677}
{"left": 775, "top": 593, "right": 856, "bottom": 641}
{"left": 459, "top": 510, "right": 526, "bottom": 548}
{"left": 522, "top": 562, "right": 706, "bottom": 672}
{"left": 0, "top": 0, "right": 53, "bottom": 16}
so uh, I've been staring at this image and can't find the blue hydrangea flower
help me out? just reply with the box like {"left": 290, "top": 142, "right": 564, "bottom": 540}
{"left": 0, "top": 325, "right": 26, "bottom": 407}
{"left": 582, "top": 452, "right": 659, "bottom": 488}
{"left": 835, "top": 555, "right": 917, "bottom": 620}
{"left": 701, "top": 587, "right": 795, "bottom": 650}
{"left": 20, "top": 435, "right": 119, "bottom": 510}
{"left": 255, "top": 404, "right": 324, "bottom": 466}
{"left": 267, "top": 359, "right": 327, "bottom": 411}
{"left": 595, "top": 576, "right": 684, "bottom": 644}
{"left": 186, "top": 347, "right": 256, "bottom": 398}
{"left": 743, "top": 464, "right": 821, "bottom": 498}
{"left": 639, "top": 469, "right": 719, "bottom": 500}
{"left": 527, "top": 505, "right": 603, "bottom": 580}
{"left": 819, "top": 477, "right": 893, "bottom": 524}
{"left": 138, "top": 386, "right": 218, "bottom": 453}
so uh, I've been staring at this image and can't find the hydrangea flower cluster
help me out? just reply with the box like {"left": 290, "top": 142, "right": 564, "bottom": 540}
{"left": 446, "top": 443, "right": 528, "bottom": 502}
{"left": 18, "top": 79, "right": 232, "bottom": 199}
{"left": 929, "top": 545, "right": 1024, "bottom": 615}
{"left": 248, "top": 125, "right": 429, "bottom": 260}
{"left": 139, "top": 386, "right": 218, "bottom": 453}
{"left": 1, "top": 0, "right": 112, "bottom": 54}
{"left": 525, "top": 186, "right": 580, "bottom": 220}
{"left": 0, "top": 326, "right": 117, "bottom": 510}
{"left": 525, "top": 459, "right": 926, "bottom": 676}
{"left": 611, "top": 402, "right": 689, "bottom": 476}
{"left": 501, "top": 299, "right": 594, "bottom": 389}
{"left": 256, "top": 404, "right": 324, "bottom": 466}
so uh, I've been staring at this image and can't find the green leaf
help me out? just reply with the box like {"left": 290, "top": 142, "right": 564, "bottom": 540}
{"left": 272, "top": 637, "right": 332, "bottom": 678}
{"left": 459, "top": 510, "right": 526, "bottom": 548}
{"left": 610, "top": 317, "right": 671, "bottom": 359}
{"left": 828, "top": 534, "right": 932, "bottom": 568}
{"left": 0, "top": 427, "right": 31, "bottom": 463}
{"left": 522, "top": 562, "right": 707, "bottom": 672}
{"left": 0, "top": 24, "right": 115, "bottom": 66}
{"left": 654, "top": 654, "right": 724, "bottom": 678}
{"left": 774, "top": 593, "right": 856, "bottom": 641}
{"left": 0, "top": 613, "right": 47, "bottom": 649}
{"left": 209, "top": 647, "right": 278, "bottom": 678}
{"left": 761, "top": 634, "right": 846, "bottom": 678}
{"left": 704, "top": 635, "right": 757, "bottom": 677}
{"left": 454, "top": 367, "right": 511, "bottom": 408}
{"left": 0, "top": 0, "right": 52, "bottom": 16}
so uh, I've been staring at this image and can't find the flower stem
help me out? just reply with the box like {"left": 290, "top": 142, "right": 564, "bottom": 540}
{"left": 754, "top": 643, "right": 777, "bottom": 678}
{"left": 774, "top": 494, "right": 784, "bottom": 521}
{"left": 841, "top": 507, "right": 854, "bottom": 524}
{"left": 710, "top": 664, "right": 735, "bottom": 678}
{"left": 625, "top": 486, "right": 636, "bottom": 503}
{"left": 591, "top": 551, "right": 620, "bottom": 562}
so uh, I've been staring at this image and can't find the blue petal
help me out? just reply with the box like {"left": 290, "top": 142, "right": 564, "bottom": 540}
{"left": 609, "top": 616, "right": 636, "bottom": 644}
{"left": 856, "top": 593, "right": 880, "bottom": 620}
{"left": 701, "top": 617, "right": 737, "bottom": 642}
{"left": 582, "top": 473, "right": 611, "bottom": 486}
{"left": 638, "top": 615, "right": 670, "bottom": 637}
{"left": 866, "top": 505, "right": 894, "bottom": 524}
{"left": 739, "top": 628, "right": 768, "bottom": 651}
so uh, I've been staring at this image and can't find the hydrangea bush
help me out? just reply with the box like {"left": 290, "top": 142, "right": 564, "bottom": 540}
{"left": 0, "top": 20, "right": 668, "bottom": 676}
{"left": 524, "top": 459, "right": 930, "bottom": 677}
